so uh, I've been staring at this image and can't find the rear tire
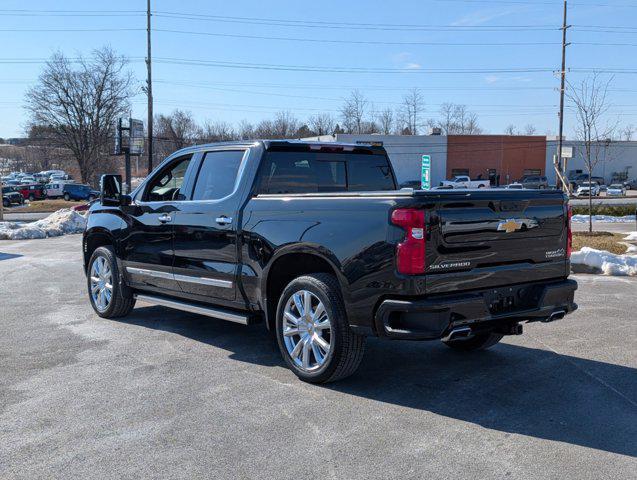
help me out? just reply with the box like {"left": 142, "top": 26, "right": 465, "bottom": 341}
{"left": 443, "top": 332, "right": 503, "bottom": 351}
{"left": 28, "top": 194, "right": 35, "bottom": 201}
{"left": 2, "top": 198, "right": 9, "bottom": 208}
{"left": 275, "top": 273, "right": 366, "bottom": 383}
{"left": 87, "top": 246, "right": 135, "bottom": 318}
{"left": 64, "top": 193, "right": 70, "bottom": 201}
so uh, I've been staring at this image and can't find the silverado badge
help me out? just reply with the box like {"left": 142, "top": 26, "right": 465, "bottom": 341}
{"left": 497, "top": 218, "right": 524, "bottom": 233}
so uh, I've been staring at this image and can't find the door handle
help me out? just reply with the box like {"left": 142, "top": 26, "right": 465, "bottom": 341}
{"left": 215, "top": 215, "right": 232, "bottom": 226}
{"left": 158, "top": 213, "right": 172, "bottom": 224}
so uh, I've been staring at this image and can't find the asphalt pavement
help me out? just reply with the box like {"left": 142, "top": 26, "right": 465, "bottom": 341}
{"left": 0, "top": 236, "right": 635, "bottom": 479}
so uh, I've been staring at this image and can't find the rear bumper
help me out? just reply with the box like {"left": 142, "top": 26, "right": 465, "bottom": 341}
{"left": 374, "top": 279, "right": 577, "bottom": 340}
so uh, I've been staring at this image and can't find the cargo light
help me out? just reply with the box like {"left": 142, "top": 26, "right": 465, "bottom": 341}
{"left": 567, "top": 204, "right": 573, "bottom": 259}
{"left": 391, "top": 208, "right": 426, "bottom": 275}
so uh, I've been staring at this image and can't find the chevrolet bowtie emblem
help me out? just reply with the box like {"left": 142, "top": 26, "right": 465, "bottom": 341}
{"left": 497, "top": 219, "right": 524, "bottom": 233}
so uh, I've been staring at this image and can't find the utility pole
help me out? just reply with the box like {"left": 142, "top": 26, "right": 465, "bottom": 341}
{"left": 146, "top": 0, "right": 154, "bottom": 175}
{"left": 555, "top": 0, "right": 570, "bottom": 191}
{"left": 0, "top": 177, "right": 4, "bottom": 222}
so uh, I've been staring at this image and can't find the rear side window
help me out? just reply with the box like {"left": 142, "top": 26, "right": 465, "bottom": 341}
{"left": 192, "top": 150, "right": 245, "bottom": 200}
{"left": 257, "top": 151, "right": 395, "bottom": 194}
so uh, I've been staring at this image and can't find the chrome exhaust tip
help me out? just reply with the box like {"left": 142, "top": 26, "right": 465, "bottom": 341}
{"left": 441, "top": 326, "right": 472, "bottom": 342}
{"left": 543, "top": 309, "right": 567, "bottom": 323}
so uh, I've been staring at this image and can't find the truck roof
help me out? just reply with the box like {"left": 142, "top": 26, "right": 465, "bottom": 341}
{"left": 169, "top": 139, "right": 387, "bottom": 156}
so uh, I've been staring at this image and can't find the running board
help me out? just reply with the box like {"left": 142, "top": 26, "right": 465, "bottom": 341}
{"left": 134, "top": 294, "right": 250, "bottom": 325}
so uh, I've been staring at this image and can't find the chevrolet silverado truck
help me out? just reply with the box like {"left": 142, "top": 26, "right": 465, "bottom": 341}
{"left": 83, "top": 140, "right": 577, "bottom": 383}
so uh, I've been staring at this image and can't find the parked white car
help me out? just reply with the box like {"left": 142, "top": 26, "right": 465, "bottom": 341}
{"left": 505, "top": 183, "right": 524, "bottom": 189}
{"left": 440, "top": 175, "right": 490, "bottom": 189}
{"left": 44, "top": 182, "right": 65, "bottom": 198}
{"left": 606, "top": 183, "right": 626, "bottom": 197}
{"left": 574, "top": 181, "right": 600, "bottom": 197}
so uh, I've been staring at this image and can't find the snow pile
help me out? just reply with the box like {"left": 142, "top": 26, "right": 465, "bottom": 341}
{"left": 0, "top": 209, "right": 87, "bottom": 240}
{"left": 623, "top": 231, "right": 637, "bottom": 241}
{"left": 571, "top": 247, "right": 637, "bottom": 276}
{"left": 571, "top": 214, "right": 636, "bottom": 223}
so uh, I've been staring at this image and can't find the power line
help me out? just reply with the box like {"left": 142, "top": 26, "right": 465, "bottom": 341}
{"left": 152, "top": 12, "right": 559, "bottom": 31}
{"left": 154, "top": 58, "right": 557, "bottom": 74}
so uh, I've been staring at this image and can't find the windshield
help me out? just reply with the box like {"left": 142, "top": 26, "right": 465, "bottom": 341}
{"left": 609, "top": 184, "right": 622, "bottom": 189}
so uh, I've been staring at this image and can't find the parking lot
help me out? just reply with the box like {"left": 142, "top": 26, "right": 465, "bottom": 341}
{"left": 0, "top": 235, "right": 635, "bottom": 479}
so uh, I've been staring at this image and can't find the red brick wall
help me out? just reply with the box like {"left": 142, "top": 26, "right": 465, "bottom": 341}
{"left": 447, "top": 135, "right": 547, "bottom": 184}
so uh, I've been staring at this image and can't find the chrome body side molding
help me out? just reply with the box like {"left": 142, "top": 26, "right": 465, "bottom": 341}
{"left": 126, "top": 267, "right": 233, "bottom": 288}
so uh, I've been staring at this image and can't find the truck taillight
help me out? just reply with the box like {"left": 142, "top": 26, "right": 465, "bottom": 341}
{"left": 567, "top": 204, "right": 573, "bottom": 258}
{"left": 391, "top": 208, "right": 426, "bottom": 275}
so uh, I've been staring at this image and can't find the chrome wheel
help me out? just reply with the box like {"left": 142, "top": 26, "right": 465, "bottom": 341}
{"left": 282, "top": 290, "right": 332, "bottom": 372}
{"left": 90, "top": 255, "right": 113, "bottom": 312}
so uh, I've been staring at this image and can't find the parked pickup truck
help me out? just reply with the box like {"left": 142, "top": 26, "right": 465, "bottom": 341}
{"left": 83, "top": 140, "right": 577, "bottom": 383}
{"left": 440, "top": 175, "right": 490, "bottom": 189}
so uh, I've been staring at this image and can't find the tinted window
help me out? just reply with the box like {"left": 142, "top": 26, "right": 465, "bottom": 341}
{"left": 192, "top": 150, "right": 245, "bottom": 200}
{"left": 347, "top": 156, "right": 395, "bottom": 191}
{"left": 258, "top": 151, "right": 394, "bottom": 194}
{"left": 146, "top": 155, "right": 192, "bottom": 202}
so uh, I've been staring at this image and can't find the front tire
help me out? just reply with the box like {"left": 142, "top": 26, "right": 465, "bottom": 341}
{"left": 64, "top": 193, "right": 70, "bottom": 201}
{"left": 443, "top": 332, "right": 503, "bottom": 351}
{"left": 87, "top": 246, "right": 135, "bottom": 318}
{"left": 275, "top": 273, "right": 365, "bottom": 383}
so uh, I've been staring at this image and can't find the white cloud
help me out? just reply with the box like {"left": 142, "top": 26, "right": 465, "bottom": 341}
{"left": 391, "top": 52, "right": 422, "bottom": 70}
{"left": 452, "top": 7, "right": 521, "bottom": 26}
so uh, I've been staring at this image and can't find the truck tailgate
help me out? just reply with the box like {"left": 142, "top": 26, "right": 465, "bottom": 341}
{"left": 418, "top": 190, "right": 569, "bottom": 294}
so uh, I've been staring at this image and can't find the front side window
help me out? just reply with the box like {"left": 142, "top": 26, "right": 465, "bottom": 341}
{"left": 191, "top": 150, "right": 246, "bottom": 201}
{"left": 145, "top": 155, "right": 192, "bottom": 202}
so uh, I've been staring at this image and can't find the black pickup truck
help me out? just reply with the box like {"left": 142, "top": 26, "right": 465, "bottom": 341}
{"left": 83, "top": 140, "right": 577, "bottom": 383}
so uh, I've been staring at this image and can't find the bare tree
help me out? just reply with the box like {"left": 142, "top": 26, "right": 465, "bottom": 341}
{"left": 567, "top": 72, "right": 616, "bottom": 232}
{"left": 620, "top": 124, "right": 635, "bottom": 141}
{"left": 272, "top": 111, "right": 300, "bottom": 138}
{"left": 24, "top": 47, "right": 133, "bottom": 184}
{"left": 432, "top": 103, "right": 482, "bottom": 135}
{"left": 155, "top": 109, "right": 201, "bottom": 157}
{"left": 237, "top": 120, "right": 255, "bottom": 140}
{"left": 340, "top": 90, "right": 368, "bottom": 134}
{"left": 201, "top": 121, "right": 237, "bottom": 142}
{"left": 308, "top": 113, "right": 336, "bottom": 136}
{"left": 400, "top": 88, "right": 425, "bottom": 135}
{"left": 376, "top": 107, "right": 395, "bottom": 135}
{"left": 524, "top": 124, "right": 537, "bottom": 135}
{"left": 504, "top": 125, "right": 517, "bottom": 135}
{"left": 435, "top": 103, "right": 457, "bottom": 135}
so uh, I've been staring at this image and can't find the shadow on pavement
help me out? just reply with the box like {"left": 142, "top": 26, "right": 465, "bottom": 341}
{"left": 119, "top": 305, "right": 637, "bottom": 458}
{"left": 0, "top": 252, "right": 23, "bottom": 261}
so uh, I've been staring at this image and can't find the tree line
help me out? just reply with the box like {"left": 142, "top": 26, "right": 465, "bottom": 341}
{"left": 9, "top": 46, "right": 636, "bottom": 186}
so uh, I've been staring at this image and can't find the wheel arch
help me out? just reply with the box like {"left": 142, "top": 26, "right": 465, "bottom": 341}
{"left": 261, "top": 246, "right": 346, "bottom": 332}
{"left": 83, "top": 228, "right": 118, "bottom": 273}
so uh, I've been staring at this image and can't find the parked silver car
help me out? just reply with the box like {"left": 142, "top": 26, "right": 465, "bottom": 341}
{"left": 606, "top": 184, "right": 626, "bottom": 197}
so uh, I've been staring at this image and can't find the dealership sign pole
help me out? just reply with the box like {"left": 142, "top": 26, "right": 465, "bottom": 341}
{"left": 421, "top": 155, "right": 431, "bottom": 190}
{"left": 114, "top": 118, "right": 145, "bottom": 194}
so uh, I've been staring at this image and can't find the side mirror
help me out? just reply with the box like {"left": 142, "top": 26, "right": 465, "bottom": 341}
{"left": 100, "top": 174, "right": 131, "bottom": 207}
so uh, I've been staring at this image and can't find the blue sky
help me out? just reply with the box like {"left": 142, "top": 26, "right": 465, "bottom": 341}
{"left": 1, "top": 0, "right": 637, "bottom": 138}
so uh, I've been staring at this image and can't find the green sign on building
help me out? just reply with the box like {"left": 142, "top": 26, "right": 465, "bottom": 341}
{"left": 421, "top": 155, "right": 431, "bottom": 190}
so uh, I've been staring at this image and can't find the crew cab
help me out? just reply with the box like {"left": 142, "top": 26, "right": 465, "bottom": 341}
{"left": 83, "top": 140, "right": 577, "bottom": 383}
{"left": 440, "top": 175, "right": 490, "bottom": 189}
